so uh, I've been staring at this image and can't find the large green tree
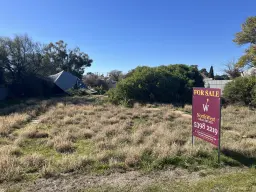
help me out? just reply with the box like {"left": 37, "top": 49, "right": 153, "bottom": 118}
{"left": 44, "top": 40, "right": 93, "bottom": 78}
{"left": 234, "top": 16, "right": 256, "bottom": 68}
{"left": 209, "top": 66, "right": 214, "bottom": 79}
{"left": 0, "top": 34, "right": 45, "bottom": 83}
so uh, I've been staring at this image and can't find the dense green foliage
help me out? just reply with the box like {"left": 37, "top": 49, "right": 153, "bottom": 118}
{"left": 0, "top": 34, "right": 92, "bottom": 97}
{"left": 214, "top": 74, "right": 230, "bottom": 80}
{"left": 209, "top": 66, "right": 214, "bottom": 79}
{"left": 43, "top": 40, "right": 93, "bottom": 78}
{"left": 223, "top": 76, "right": 256, "bottom": 106}
{"left": 107, "top": 64, "right": 204, "bottom": 105}
{"left": 234, "top": 16, "right": 256, "bottom": 68}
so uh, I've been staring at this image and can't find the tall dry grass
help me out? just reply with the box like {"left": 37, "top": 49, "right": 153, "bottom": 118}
{"left": 0, "top": 147, "right": 23, "bottom": 182}
{"left": 0, "top": 96, "right": 255, "bottom": 182}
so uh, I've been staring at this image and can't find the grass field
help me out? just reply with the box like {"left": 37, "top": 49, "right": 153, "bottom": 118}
{"left": 82, "top": 169, "right": 256, "bottom": 192}
{"left": 0, "top": 96, "right": 255, "bottom": 191}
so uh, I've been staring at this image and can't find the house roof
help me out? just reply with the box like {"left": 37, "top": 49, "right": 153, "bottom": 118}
{"left": 49, "top": 71, "right": 86, "bottom": 92}
{"left": 48, "top": 71, "right": 64, "bottom": 83}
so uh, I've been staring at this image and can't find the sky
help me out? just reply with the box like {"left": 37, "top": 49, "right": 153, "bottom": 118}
{"left": 0, "top": 0, "right": 255, "bottom": 75}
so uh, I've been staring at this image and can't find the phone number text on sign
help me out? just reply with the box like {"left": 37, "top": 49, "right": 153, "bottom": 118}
{"left": 193, "top": 122, "right": 218, "bottom": 135}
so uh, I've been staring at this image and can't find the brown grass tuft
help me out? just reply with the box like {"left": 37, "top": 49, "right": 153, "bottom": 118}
{"left": 22, "top": 129, "right": 48, "bottom": 139}
{"left": 21, "top": 153, "right": 46, "bottom": 171}
{"left": 40, "top": 163, "right": 57, "bottom": 178}
{"left": 51, "top": 134, "right": 75, "bottom": 153}
{"left": 80, "top": 129, "right": 94, "bottom": 139}
{"left": 0, "top": 148, "right": 22, "bottom": 182}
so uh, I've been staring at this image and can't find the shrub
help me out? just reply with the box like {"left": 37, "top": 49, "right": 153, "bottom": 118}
{"left": 107, "top": 65, "right": 204, "bottom": 105}
{"left": 223, "top": 76, "right": 256, "bottom": 106}
{"left": 83, "top": 74, "right": 109, "bottom": 90}
{"left": 94, "top": 85, "right": 107, "bottom": 95}
{"left": 67, "top": 88, "right": 89, "bottom": 96}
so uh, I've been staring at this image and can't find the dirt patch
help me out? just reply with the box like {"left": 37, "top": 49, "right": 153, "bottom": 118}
{"left": 174, "top": 111, "right": 191, "bottom": 119}
{"left": 1, "top": 167, "right": 245, "bottom": 192}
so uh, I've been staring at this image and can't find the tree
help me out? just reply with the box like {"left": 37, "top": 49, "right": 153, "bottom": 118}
{"left": 83, "top": 73, "right": 108, "bottom": 90}
{"left": 199, "top": 68, "right": 208, "bottom": 77}
{"left": 214, "top": 74, "right": 230, "bottom": 80}
{"left": 224, "top": 60, "right": 241, "bottom": 79}
{"left": 44, "top": 40, "right": 93, "bottom": 78}
{"left": 0, "top": 34, "right": 45, "bottom": 84}
{"left": 124, "top": 69, "right": 136, "bottom": 79}
{"left": 223, "top": 76, "right": 256, "bottom": 106}
{"left": 107, "top": 64, "right": 204, "bottom": 106}
{"left": 0, "top": 68, "right": 5, "bottom": 85}
{"left": 108, "top": 70, "right": 123, "bottom": 81}
{"left": 234, "top": 16, "right": 256, "bottom": 68}
{"left": 209, "top": 66, "right": 214, "bottom": 79}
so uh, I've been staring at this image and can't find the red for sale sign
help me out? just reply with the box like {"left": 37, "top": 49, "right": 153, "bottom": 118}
{"left": 192, "top": 88, "right": 221, "bottom": 147}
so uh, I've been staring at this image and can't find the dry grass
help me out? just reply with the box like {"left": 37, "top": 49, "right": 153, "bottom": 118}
{"left": 0, "top": 147, "right": 22, "bottom": 182}
{"left": 50, "top": 133, "right": 75, "bottom": 153}
{"left": 21, "top": 153, "right": 46, "bottom": 173}
{"left": 22, "top": 127, "right": 48, "bottom": 139}
{"left": 0, "top": 96, "right": 255, "bottom": 183}
{"left": 0, "top": 100, "right": 52, "bottom": 137}
{"left": 0, "top": 114, "right": 30, "bottom": 136}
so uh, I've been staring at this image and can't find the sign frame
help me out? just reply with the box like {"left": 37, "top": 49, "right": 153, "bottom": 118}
{"left": 192, "top": 87, "right": 222, "bottom": 163}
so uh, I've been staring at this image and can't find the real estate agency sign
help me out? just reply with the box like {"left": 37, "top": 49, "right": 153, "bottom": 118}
{"left": 192, "top": 88, "right": 221, "bottom": 147}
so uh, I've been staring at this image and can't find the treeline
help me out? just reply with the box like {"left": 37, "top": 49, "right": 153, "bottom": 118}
{"left": 107, "top": 65, "right": 204, "bottom": 106}
{"left": 223, "top": 16, "right": 256, "bottom": 107}
{"left": 0, "top": 34, "right": 92, "bottom": 97}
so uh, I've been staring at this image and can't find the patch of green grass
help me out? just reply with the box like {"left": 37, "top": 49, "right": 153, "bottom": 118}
{"left": 74, "top": 139, "right": 94, "bottom": 155}
{"left": 0, "top": 137, "right": 12, "bottom": 145}
{"left": 139, "top": 151, "right": 241, "bottom": 172}
{"left": 93, "top": 163, "right": 111, "bottom": 174}
{"left": 23, "top": 172, "right": 40, "bottom": 182}
{"left": 133, "top": 117, "right": 148, "bottom": 125}
{"left": 81, "top": 169, "right": 256, "bottom": 192}
{"left": 189, "top": 169, "right": 256, "bottom": 192}
{"left": 4, "top": 186, "right": 22, "bottom": 192}
{"left": 20, "top": 138, "right": 62, "bottom": 159}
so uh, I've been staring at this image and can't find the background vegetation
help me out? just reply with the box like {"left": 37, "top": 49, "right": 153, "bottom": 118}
{"left": 223, "top": 76, "right": 256, "bottom": 106}
{"left": 0, "top": 35, "right": 93, "bottom": 98}
{"left": 107, "top": 65, "right": 204, "bottom": 106}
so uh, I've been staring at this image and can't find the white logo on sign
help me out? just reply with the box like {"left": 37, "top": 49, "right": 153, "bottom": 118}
{"left": 203, "top": 99, "right": 209, "bottom": 112}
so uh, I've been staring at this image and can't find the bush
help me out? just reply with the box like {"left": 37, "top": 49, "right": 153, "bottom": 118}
{"left": 223, "top": 76, "right": 256, "bottom": 106}
{"left": 67, "top": 88, "right": 89, "bottom": 96}
{"left": 107, "top": 65, "right": 204, "bottom": 105}
{"left": 83, "top": 74, "right": 109, "bottom": 94}
{"left": 94, "top": 85, "right": 107, "bottom": 95}
{"left": 83, "top": 74, "right": 108, "bottom": 89}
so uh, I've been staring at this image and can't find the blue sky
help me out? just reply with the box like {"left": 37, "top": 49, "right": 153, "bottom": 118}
{"left": 1, "top": 0, "right": 255, "bottom": 75}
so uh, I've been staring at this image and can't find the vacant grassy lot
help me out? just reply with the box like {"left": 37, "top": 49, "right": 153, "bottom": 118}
{"left": 0, "top": 96, "right": 255, "bottom": 190}
{"left": 82, "top": 168, "right": 256, "bottom": 192}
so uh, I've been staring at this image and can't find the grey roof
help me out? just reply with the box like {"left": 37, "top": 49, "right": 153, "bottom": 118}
{"left": 49, "top": 71, "right": 86, "bottom": 92}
